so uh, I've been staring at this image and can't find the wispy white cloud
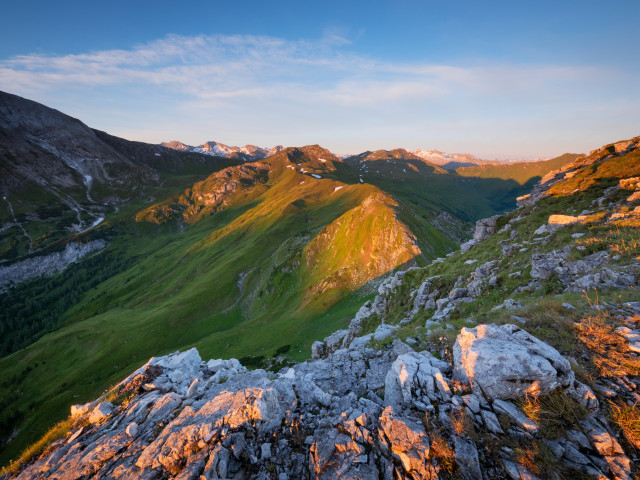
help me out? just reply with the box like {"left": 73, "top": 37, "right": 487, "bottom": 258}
{"left": 1, "top": 33, "right": 638, "bottom": 157}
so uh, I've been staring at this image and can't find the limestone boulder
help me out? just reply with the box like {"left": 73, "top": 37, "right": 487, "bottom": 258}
{"left": 309, "top": 428, "right": 378, "bottom": 479}
{"left": 473, "top": 215, "right": 500, "bottom": 242}
{"left": 453, "top": 324, "right": 575, "bottom": 400}
{"left": 88, "top": 402, "right": 113, "bottom": 424}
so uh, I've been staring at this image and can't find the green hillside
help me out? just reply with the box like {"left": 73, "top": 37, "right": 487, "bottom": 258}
{"left": 456, "top": 153, "right": 582, "bottom": 185}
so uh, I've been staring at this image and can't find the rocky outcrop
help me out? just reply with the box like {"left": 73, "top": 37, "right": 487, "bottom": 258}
{"left": 312, "top": 269, "right": 416, "bottom": 359}
{"left": 7, "top": 323, "right": 633, "bottom": 480}
{"left": 410, "top": 275, "right": 440, "bottom": 315}
{"left": 531, "top": 247, "right": 637, "bottom": 292}
{"left": 136, "top": 163, "right": 270, "bottom": 224}
{"left": 453, "top": 324, "right": 577, "bottom": 400}
{"left": 0, "top": 240, "right": 107, "bottom": 289}
{"left": 473, "top": 215, "right": 500, "bottom": 242}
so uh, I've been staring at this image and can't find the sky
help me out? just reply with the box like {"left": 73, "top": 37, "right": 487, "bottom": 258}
{"left": 1, "top": 0, "right": 639, "bottom": 158}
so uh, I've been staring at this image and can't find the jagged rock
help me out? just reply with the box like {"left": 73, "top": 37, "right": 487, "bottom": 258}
{"left": 311, "top": 329, "right": 351, "bottom": 359}
{"left": 570, "top": 381, "right": 599, "bottom": 410}
{"left": 493, "top": 399, "right": 539, "bottom": 434}
{"left": 460, "top": 239, "right": 477, "bottom": 252}
{"left": 454, "top": 435, "right": 482, "bottom": 480}
{"left": 480, "top": 409, "right": 504, "bottom": 434}
{"left": 502, "top": 458, "right": 541, "bottom": 480}
{"left": 619, "top": 176, "right": 640, "bottom": 190}
{"left": 378, "top": 406, "right": 436, "bottom": 479}
{"left": 149, "top": 348, "right": 203, "bottom": 396}
{"left": 348, "top": 333, "right": 374, "bottom": 351}
{"left": 125, "top": 422, "right": 138, "bottom": 437}
{"left": 530, "top": 247, "right": 570, "bottom": 279}
{"left": 311, "top": 341, "right": 326, "bottom": 360}
{"left": 411, "top": 275, "right": 440, "bottom": 315}
{"left": 373, "top": 324, "right": 398, "bottom": 342}
{"left": 448, "top": 287, "right": 468, "bottom": 300}
{"left": 530, "top": 247, "right": 633, "bottom": 291}
{"left": 70, "top": 402, "right": 94, "bottom": 418}
{"left": 88, "top": 401, "right": 113, "bottom": 423}
{"left": 473, "top": 215, "right": 500, "bottom": 242}
{"left": 571, "top": 267, "right": 636, "bottom": 292}
{"left": 8, "top": 302, "right": 636, "bottom": 480}
{"left": 453, "top": 324, "right": 575, "bottom": 399}
{"left": 186, "top": 378, "right": 199, "bottom": 398}
{"left": 384, "top": 352, "right": 450, "bottom": 407}
{"left": 466, "top": 260, "right": 496, "bottom": 297}
{"left": 533, "top": 224, "right": 551, "bottom": 235}
{"left": 460, "top": 394, "right": 480, "bottom": 413}
{"left": 309, "top": 428, "right": 377, "bottom": 479}
{"left": 378, "top": 269, "right": 412, "bottom": 296}
{"left": 206, "top": 358, "right": 225, "bottom": 373}
{"left": 581, "top": 417, "right": 632, "bottom": 480}
{"left": 548, "top": 214, "right": 581, "bottom": 225}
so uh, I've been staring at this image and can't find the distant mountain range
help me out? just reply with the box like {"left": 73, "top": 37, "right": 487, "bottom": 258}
{"left": 161, "top": 140, "right": 551, "bottom": 170}
{"left": 161, "top": 140, "right": 284, "bottom": 161}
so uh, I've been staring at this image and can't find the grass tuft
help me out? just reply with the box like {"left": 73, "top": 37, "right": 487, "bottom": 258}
{"left": 609, "top": 401, "right": 640, "bottom": 450}
{"left": 520, "top": 390, "right": 588, "bottom": 439}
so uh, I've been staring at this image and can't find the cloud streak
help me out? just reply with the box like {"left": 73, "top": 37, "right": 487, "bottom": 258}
{"left": 1, "top": 33, "right": 638, "bottom": 157}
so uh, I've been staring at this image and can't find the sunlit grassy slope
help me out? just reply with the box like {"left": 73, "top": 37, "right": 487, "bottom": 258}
{"left": 456, "top": 153, "right": 582, "bottom": 185}
{"left": 0, "top": 145, "right": 561, "bottom": 466}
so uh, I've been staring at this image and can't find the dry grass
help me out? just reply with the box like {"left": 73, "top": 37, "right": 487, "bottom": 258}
{"left": 449, "top": 407, "right": 475, "bottom": 439}
{"left": 515, "top": 442, "right": 540, "bottom": 477}
{"left": 520, "top": 390, "right": 588, "bottom": 439}
{"left": 575, "top": 314, "right": 640, "bottom": 378}
{"left": 428, "top": 431, "right": 456, "bottom": 474}
{"left": 448, "top": 378, "right": 472, "bottom": 396}
{"left": 574, "top": 311, "right": 640, "bottom": 461}
{"left": 0, "top": 417, "right": 82, "bottom": 476}
{"left": 426, "top": 328, "right": 458, "bottom": 360}
{"left": 516, "top": 299, "right": 583, "bottom": 357}
{"left": 575, "top": 225, "right": 640, "bottom": 259}
{"left": 610, "top": 401, "right": 640, "bottom": 450}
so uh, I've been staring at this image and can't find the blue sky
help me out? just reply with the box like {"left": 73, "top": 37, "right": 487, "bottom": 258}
{"left": 1, "top": 0, "right": 639, "bottom": 158}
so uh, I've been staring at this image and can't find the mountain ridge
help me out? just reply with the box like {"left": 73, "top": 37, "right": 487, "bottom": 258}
{"left": 161, "top": 139, "right": 284, "bottom": 162}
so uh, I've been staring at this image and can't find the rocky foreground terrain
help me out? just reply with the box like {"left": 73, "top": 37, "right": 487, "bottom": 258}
{"left": 2, "top": 315, "right": 638, "bottom": 480}
{"left": 2, "top": 137, "right": 640, "bottom": 479}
